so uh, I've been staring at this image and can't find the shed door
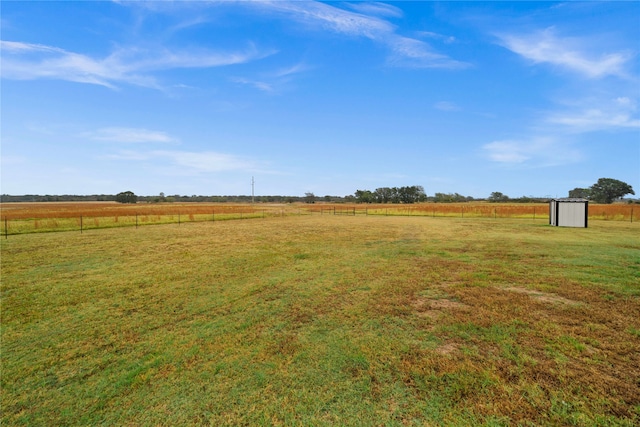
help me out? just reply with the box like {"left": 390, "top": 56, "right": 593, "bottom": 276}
{"left": 558, "top": 203, "right": 586, "bottom": 227}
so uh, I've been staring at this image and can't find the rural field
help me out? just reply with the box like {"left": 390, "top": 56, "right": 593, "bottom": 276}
{"left": 0, "top": 201, "right": 636, "bottom": 236}
{"left": 1, "top": 213, "right": 639, "bottom": 426}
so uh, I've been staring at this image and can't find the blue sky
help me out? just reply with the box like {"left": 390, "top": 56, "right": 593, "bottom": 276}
{"left": 2, "top": 1, "right": 639, "bottom": 198}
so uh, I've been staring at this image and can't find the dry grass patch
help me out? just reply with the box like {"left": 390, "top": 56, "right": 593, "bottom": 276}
{"left": 503, "top": 286, "right": 581, "bottom": 306}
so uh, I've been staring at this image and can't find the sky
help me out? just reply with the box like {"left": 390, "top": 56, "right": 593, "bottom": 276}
{"left": 1, "top": 1, "right": 639, "bottom": 199}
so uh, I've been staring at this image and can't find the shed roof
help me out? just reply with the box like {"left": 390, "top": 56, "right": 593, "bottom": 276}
{"left": 552, "top": 198, "right": 588, "bottom": 202}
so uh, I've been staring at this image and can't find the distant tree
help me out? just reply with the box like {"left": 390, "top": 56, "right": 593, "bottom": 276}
{"left": 115, "top": 191, "right": 137, "bottom": 204}
{"left": 589, "top": 178, "right": 635, "bottom": 204}
{"left": 304, "top": 192, "right": 316, "bottom": 204}
{"left": 354, "top": 190, "right": 375, "bottom": 203}
{"left": 433, "top": 192, "right": 467, "bottom": 203}
{"left": 568, "top": 188, "right": 591, "bottom": 199}
{"left": 488, "top": 192, "right": 509, "bottom": 203}
{"left": 374, "top": 187, "right": 393, "bottom": 203}
{"left": 399, "top": 185, "right": 427, "bottom": 203}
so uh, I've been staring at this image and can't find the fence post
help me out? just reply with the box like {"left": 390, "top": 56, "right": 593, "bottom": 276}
{"left": 461, "top": 207, "right": 464, "bottom": 218}
{"left": 212, "top": 210, "right": 215, "bottom": 222}
{"left": 80, "top": 215, "right": 83, "bottom": 233}
{"left": 178, "top": 212, "right": 181, "bottom": 225}
{"left": 631, "top": 207, "right": 634, "bottom": 223}
{"left": 4, "top": 217, "right": 7, "bottom": 239}
{"left": 136, "top": 213, "right": 138, "bottom": 229}
{"left": 533, "top": 207, "right": 536, "bottom": 220}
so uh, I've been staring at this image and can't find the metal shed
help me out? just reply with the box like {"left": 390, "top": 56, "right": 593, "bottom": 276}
{"left": 549, "top": 198, "right": 588, "bottom": 228}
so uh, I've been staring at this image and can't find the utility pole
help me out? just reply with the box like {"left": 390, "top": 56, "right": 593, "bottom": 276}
{"left": 251, "top": 176, "right": 255, "bottom": 204}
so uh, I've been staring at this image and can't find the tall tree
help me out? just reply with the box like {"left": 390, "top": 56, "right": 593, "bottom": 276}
{"left": 354, "top": 190, "right": 375, "bottom": 203}
{"left": 488, "top": 192, "right": 509, "bottom": 203}
{"left": 568, "top": 188, "right": 591, "bottom": 199}
{"left": 304, "top": 192, "right": 316, "bottom": 204}
{"left": 115, "top": 191, "right": 137, "bottom": 204}
{"left": 589, "top": 178, "right": 635, "bottom": 204}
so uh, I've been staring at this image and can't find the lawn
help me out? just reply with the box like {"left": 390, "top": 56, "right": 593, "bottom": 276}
{"left": 1, "top": 215, "right": 639, "bottom": 426}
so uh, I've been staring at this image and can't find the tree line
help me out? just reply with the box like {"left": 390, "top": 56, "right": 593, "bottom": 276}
{"left": 1, "top": 178, "right": 634, "bottom": 205}
{"left": 353, "top": 186, "right": 427, "bottom": 204}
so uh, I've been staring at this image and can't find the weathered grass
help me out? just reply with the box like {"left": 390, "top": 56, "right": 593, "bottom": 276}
{"left": 1, "top": 216, "right": 639, "bottom": 426}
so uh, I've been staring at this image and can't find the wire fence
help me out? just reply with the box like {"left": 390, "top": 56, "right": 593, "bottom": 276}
{"left": 2, "top": 203, "right": 636, "bottom": 238}
{"left": 1, "top": 208, "right": 295, "bottom": 237}
{"left": 305, "top": 203, "right": 636, "bottom": 222}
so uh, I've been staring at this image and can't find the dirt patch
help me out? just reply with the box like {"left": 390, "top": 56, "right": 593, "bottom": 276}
{"left": 434, "top": 342, "right": 459, "bottom": 355}
{"left": 504, "top": 286, "right": 580, "bottom": 306}
{"left": 412, "top": 296, "right": 468, "bottom": 319}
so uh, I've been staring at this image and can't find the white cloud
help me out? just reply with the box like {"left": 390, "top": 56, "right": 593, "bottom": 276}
{"left": 105, "top": 150, "right": 152, "bottom": 161}
{"left": 418, "top": 31, "right": 456, "bottom": 44}
{"left": 482, "top": 137, "right": 583, "bottom": 167}
{"left": 230, "top": 77, "right": 275, "bottom": 93}
{"left": 386, "top": 35, "right": 467, "bottom": 69}
{"left": 483, "top": 140, "right": 531, "bottom": 163}
{"left": 548, "top": 109, "right": 640, "bottom": 131}
{"left": 0, "top": 40, "right": 271, "bottom": 89}
{"left": 496, "top": 27, "right": 631, "bottom": 78}
{"left": 253, "top": 1, "right": 467, "bottom": 69}
{"left": 87, "top": 127, "right": 177, "bottom": 143}
{"left": 231, "top": 61, "right": 310, "bottom": 93}
{"left": 106, "top": 148, "right": 265, "bottom": 174}
{"left": 346, "top": 2, "right": 403, "bottom": 19}
{"left": 273, "top": 62, "right": 309, "bottom": 78}
{"left": 544, "top": 96, "right": 640, "bottom": 132}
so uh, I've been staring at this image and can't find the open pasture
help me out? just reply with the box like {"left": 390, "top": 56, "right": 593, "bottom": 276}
{"left": 0, "top": 202, "right": 636, "bottom": 236}
{"left": 1, "top": 215, "right": 639, "bottom": 426}
{"left": 0, "top": 202, "right": 288, "bottom": 235}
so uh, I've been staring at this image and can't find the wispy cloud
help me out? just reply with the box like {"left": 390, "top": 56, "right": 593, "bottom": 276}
{"left": 544, "top": 96, "right": 640, "bottom": 132}
{"left": 252, "top": 1, "right": 467, "bottom": 69}
{"left": 86, "top": 127, "right": 177, "bottom": 143}
{"left": 482, "top": 137, "right": 583, "bottom": 167}
{"left": 230, "top": 76, "right": 275, "bottom": 93}
{"left": 153, "top": 150, "right": 259, "bottom": 173}
{"left": 0, "top": 40, "right": 271, "bottom": 89}
{"left": 231, "top": 61, "right": 310, "bottom": 93}
{"left": 106, "top": 148, "right": 268, "bottom": 174}
{"left": 496, "top": 27, "right": 632, "bottom": 78}
{"left": 345, "top": 2, "right": 403, "bottom": 19}
{"left": 434, "top": 101, "right": 460, "bottom": 112}
{"left": 418, "top": 31, "right": 457, "bottom": 44}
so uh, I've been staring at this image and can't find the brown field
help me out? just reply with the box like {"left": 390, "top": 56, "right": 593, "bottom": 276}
{"left": 0, "top": 202, "right": 275, "bottom": 220}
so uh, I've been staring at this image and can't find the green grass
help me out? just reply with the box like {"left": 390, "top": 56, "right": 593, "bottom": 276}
{"left": 1, "top": 216, "right": 639, "bottom": 426}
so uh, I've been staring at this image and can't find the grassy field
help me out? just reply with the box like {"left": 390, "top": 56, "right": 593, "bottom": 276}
{"left": 1, "top": 201, "right": 636, "bottom": 236}
{"left": 2, "top": 215, "right": 639, "bottom": 426}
